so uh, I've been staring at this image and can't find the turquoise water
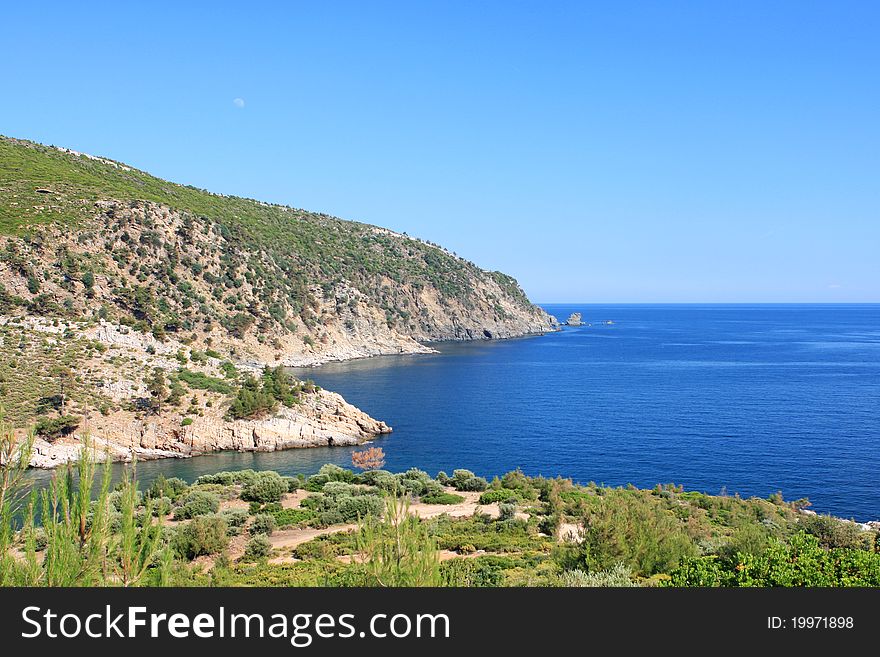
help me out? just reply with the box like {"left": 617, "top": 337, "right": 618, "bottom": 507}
{"left": 28, "top": 304, "right": 880, "bottom": 520}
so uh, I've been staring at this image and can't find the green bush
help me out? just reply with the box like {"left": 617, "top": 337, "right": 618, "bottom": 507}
{"left": 336, "top": 495, "right": 384, "bottom": 522}
{"left": 243, "top": 534, "right": 273, "bottom": 561}
{"left": 500, "top": 470, "right": 538, "bottom": 500}
{"left": 172, "top": 515, "right": 229, "bottom": 559}
{"left": 479, "top": 489, "right": 523, "bottom": 505}
{"left": 318, "top": 463, "right": 357, "bottom": 483}
{"left": 177, "top": 368, "right": 232, "bottom": 393}
{"left": 322, "top": 481, "right": 361, "bottom": 498}
{"left": 241, "top": 471, "right": 288, "bottom": 503}
{"left": 573, "top": 490, "right": 697, "bottom": 575}
{"left": 34, "top": 415, "right": 80, "bottom": 441}
{"left": 271, "top": 508, "right": 318, "bottom": 528}
{"left": 420, "top": 492, "right": 465, "bottom": 505}
{"left": 172, "top": 490, "right": 220, "bottom": 520}
{"left": 151, "top": 497, "right": 172, "bottom": 517}
{"left": 221, "top": 509, "right": 249, "bottom": 535}
{"left": 451, "top": 469, "right": 488, "bottom": 492}
{"left": 800, "top": 514, "right": 873, "bottom": 550}
{"left": 559, "top": 564, "right": 637, "bottom": 587}
{"left": 195, "top": 469, "right": 260, "bottom": 486}
{"left": 498, "top": 502, "right": 517, "bottom": 521}
{"left": 668, "top": 533, "right": 880, "bottom": 587}
{"left": 145, "top": 474, "right": 189, "bottom": 501}
{"left": 360, "top": 470, "right": 398, "bottom": 492}
{"left": 441, "top": 557, "right": 507, "bottom": 587}
{"left": 249, "top": 513, "right": 277, "bottom": 536}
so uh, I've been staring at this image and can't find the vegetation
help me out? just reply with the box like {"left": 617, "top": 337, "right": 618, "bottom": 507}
{"left": 227, "top": 367, "right": 318, "bottom": 420}
{"left": 2, "top": 436, "right": 877, "bottom": 587}
{"left": 33, "top": 414, "right": 80, "bottom": 440}
{"left": 240, "top": 471, "right": 288, "bottom": 503}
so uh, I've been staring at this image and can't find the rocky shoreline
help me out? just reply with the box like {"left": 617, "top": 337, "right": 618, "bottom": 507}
{"left": 29, "top": 388, "right": 391, "bottom": 469}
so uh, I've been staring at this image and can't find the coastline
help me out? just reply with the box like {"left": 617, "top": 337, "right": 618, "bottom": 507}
{"left": 25, "top": 326, "right": 555, "bottom": 469}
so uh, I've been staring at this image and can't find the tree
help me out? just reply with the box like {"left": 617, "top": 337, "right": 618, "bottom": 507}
{"left": 356, "top": 495, "right": 441, "bottom": 586}
{"left": 351, "top": 446, "right": 386, "bottom": 471}
{"left": 146, "top": 369, "right": 167, "bottom": 414}
{"left": 50, "top": 365, "right": 74, "bottom": 415}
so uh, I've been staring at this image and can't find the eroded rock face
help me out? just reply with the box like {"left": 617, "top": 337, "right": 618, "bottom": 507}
{"left": 28, "top": 389, "right": 390, "bottom": 468}
{"left": 565, "top": 312, "right": 582, "bottom": 326}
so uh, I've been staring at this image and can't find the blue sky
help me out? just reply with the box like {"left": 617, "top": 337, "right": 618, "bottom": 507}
{"left": 3, "top": 2, "right": 878, "bottom": 302}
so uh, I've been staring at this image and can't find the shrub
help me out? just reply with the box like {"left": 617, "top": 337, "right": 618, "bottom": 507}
{"left": 243, "top": 534, "right": 273, "bottom": 561}
{"left": 500, "top": 470, "right": 538, "bottom": 500}
{"left": 249, "top": 513, "right": 277, "bottom": 537}
{"left": 318, "top": 463, "right": 357, "bottom": 483}
{"left": 668, "top": 533, "right": 880, "bottom": 587}
{"left": 420, "top": 492, "right": 465, "bottom": 505}
{"left": 172, "top": 515, "right": 229, "bottom": 559}
{"left": 451, "top": 469, "right": 488, "bottom": 492}
{"left": 34, "top": 415, "right": 80, "bottom": 441}
{"left": 181, "top": 417, "right": 193, "bottom": 426}
{"left": 559, "top": 564, "right": 637, "bottom": 587}
{"left": 360, "top": 470, "right": 397, "bottom": 492}
{"left": 336, "top": 495, "right": 384, "bottom": 522}
{"left": 539, "top": 512, "right": 562, "bottom": 537}
{"left": 221, "top": 509, "right": 249, "bottom": 534}
{"left": 195, "top": 470, "right": 259, "bottom": 486}
{"left": 441, "top": 557, "right": 507, "bottom": 587}
{"left": 322, "top": 481, "right": 361, "bottom": 498}
{"left": 436, "top": 471, "right": 450, "bottom": 486}
{"left": 145, "top": 475, "right": 189, "bottom": 501}
{"left": 271, "top": 508, "right": 318, "bottom": 528}
{"left": 498, "top": 502, "right": 517, "bottom": 521}
{"left": 241, "top": 471, "right": 288, "bottom": 503}
{"left": 172, "top": 490, "right": 220, "bottom": 520}
{"left": 396, "top": 477, "right": 426, "bottom": 497}
{"left": 305, "top": 464, "right": 357, "bottom": 491}
{"left": 575, "top": 490, "right": 697, "bottom": 575}
{"left": 479, "top": 489, "right": 523, "bottom": 505}
{"left": 151, "top": 497, "right": 172, "bottom": 517}
{"left": 800, "top": 514, "right": 872, "bottom": 550}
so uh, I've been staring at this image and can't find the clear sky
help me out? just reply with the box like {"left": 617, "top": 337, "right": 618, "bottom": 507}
{"left": 3, "top": 2, "right": 878, "bottom": 302}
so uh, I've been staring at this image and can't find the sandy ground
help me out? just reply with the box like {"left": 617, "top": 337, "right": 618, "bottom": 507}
{"left": 201, "top": 487, "right": 532, "bottom": 564}
{"left": 558, "top": 522, "right": 584, "bottom": 542}
{"left": 248, "top": 488, "right": 522, "bottom": 565}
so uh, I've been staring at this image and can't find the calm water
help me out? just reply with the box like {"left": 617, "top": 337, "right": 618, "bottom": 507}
{"left": 28, "top": 304, "right": 880, "bottom": 520}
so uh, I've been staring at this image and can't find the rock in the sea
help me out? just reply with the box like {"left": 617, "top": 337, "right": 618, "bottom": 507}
{"left": 565, "top": 312, "right": 582, "bottom": 326}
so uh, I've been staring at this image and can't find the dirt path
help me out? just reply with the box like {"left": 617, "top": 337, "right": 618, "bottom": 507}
{"left": 229, "top": 487, "right": 529, "bottom": 562}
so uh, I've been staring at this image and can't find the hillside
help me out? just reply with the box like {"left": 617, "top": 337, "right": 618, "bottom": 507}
{"left": 0, "top": 136, "right": 556, "bottom": 463}
{"left": 0, "top": 137, "right": 554, "bottom": 355}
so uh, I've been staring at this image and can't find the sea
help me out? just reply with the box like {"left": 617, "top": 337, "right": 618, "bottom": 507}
{"left": 27, "top": 304, "right": 880, "bottom": 520}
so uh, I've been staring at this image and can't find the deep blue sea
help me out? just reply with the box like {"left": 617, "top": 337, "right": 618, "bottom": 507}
{"left": 42, "top": 304, "right": 880, "bottom": 520}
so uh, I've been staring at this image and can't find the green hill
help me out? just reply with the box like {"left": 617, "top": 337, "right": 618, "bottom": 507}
{"left": 0, "top": 136, "right": 553, "bottom": 353}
